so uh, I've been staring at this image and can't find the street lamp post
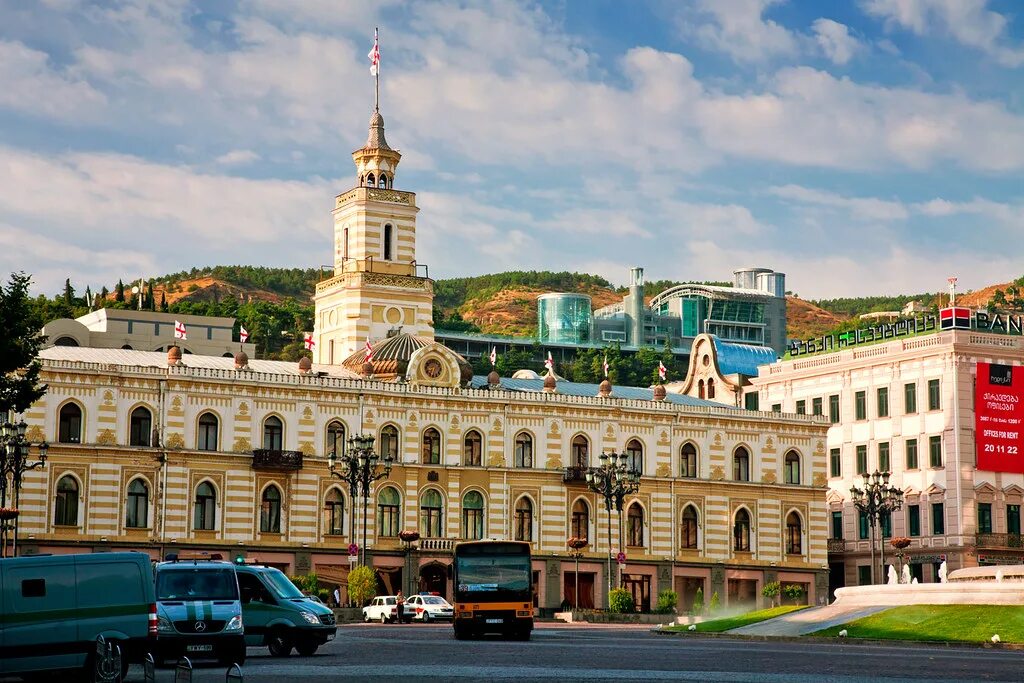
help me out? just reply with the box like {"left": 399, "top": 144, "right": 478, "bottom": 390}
{"left": 850, "top": 470, "right": 903, "bottom": 584}
{"left": 0, "top": 417, "right": 48, "bottom": 558}
{"left": 585, "top": 451, "right": 640, "bottom": 604}
{"left": 328, "top": 434, "right": 394, "bottom": 566}
{"left": 567, "top": 537, "right": 587, "bottom": 611}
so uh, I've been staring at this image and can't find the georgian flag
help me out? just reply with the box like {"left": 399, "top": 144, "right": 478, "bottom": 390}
{"left": 368, "top": 28, "right": 380, "bottom": 76}
{"left": 173, "top": 320, "right": 187, "bottom": 340}
{"left": 658, "top": 361, "right": 667, "bottom": 382}
{"left": 489, "top": 346, "right": 496, "bottom": 366}
{"left": 364, "top": 339, "right": 375, "bottom": 362}
{"left": 544, "top": 351, "right": 554, "bottom": 372}
{"left": 239, "top": 326, "right": 249, "bottom": 343}
{"left": 602, "top": 354, "right": 609, "bottom": 378}
{"left": 303, "top": 333, "right": 316, "bottom": 351}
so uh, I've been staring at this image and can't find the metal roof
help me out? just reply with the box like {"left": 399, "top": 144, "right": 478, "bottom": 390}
{"left": 470, "top": 375, "right": 730, "bottom": 408}
{"left": 711, "top": 336, "right": 778, "bottom": 377}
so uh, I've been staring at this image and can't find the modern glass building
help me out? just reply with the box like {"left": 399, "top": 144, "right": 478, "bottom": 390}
{"left": 537, "top": 293, "right": 592, "bottom": 344}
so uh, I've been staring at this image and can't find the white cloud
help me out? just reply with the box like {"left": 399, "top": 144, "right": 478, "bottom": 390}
{"left": 0, "top": 40, "right": 107, "bottom": 121}
{"left": 215, "top": 150, "right": 261, "bottom": 166}
{"left": 689, "top": 0, "right": 801, "bottom": 63}
{"left": 863, "top": 0, "right": 1024, "bottom": 67}
{"left": 769, "top": 184, "right": 909, "bottom": 221}
{"left": 812, "top": 18, "right": 861, "bottom": 65}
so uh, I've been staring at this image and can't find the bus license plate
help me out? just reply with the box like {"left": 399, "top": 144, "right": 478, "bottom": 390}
{"left": 486, "top": 618, "right": 503, "bottom": 624}
{"left": 186, "top": 645, "right": 213, "bottom": 652}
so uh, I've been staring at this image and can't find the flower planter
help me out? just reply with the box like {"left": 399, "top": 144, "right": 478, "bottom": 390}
{"left": 0, "top": 509, "right": 19, "bottom": 521}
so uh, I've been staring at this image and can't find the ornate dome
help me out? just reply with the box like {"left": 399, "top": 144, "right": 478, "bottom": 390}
{"left": 341, "top": 333, "right": 472, "bottom": 383}
{"left": 234, "top": 351, "right": 249, "bottom": 369}
{"left": 598, "top": 379, "right": 613, "bottom": 397}
{"left": 543, "top": 372, "right": 557, "bottom": 392}
{"left": 365, "top": 110, "right": 391, "bottom": 150}
{"left": 167, "top": 346, "right": 182, "bottom": 366}
{"left": 487, "top": 370, "right": 501, "bottom": 386}
{"left": 653, "top": 384, "right": 667, "bottom": 401}
{"left": 298, "top": 356, "right": 312, "bottom": 373}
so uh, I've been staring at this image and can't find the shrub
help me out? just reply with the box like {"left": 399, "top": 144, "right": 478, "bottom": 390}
{"left": 762, "top": 581, "right": 781, "bottom": 607}
{"left": 692, "top": 587, "right": 704, "bottom": 615}
{"left": 609, "top": 588, "right": 635, "bottom": 614}
{"left": 783, "top": 584, "right": 805, "bottom": 602}
{"left": 290, "top": 573, "right": 319, "bottom": 594}
{"left": 709, "top": 591, "right": 720, "bottom": 614}
{"left": 655, "top": 589, "right": 678, "bottom": 614}
{"left": 347, "top": 565, "right": 377, "bottom": 607}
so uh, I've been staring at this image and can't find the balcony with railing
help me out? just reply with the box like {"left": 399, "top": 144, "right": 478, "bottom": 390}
{"left": 562, "top": 467, "right": 588, "bottom": 485}
{"left": 976, "top": 533, "right": 1024, "bottom": 550}
{"left": 252, "top": 449, "right": 304, "bottom": 471}
{"left": 827, "top": 538, "right": 846, "bottom": 554}
{"left": 419, "top": 538, "right": 458, "bottom": 552}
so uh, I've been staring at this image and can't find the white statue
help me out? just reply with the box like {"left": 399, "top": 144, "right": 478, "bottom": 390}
{"left": 902, "top": 565, "right": 912, "bottom": 585}
{"left": 996, "top": 569, "right": 1004, "bottom": 583}
{"left": 887, "top": 565, "right": 898, "bottom": 585}
{"left": 938, "top": 561, "right": 948, "bottom": 583}
{"left": 911, "top": 577, "right": 918, "bottom": 584}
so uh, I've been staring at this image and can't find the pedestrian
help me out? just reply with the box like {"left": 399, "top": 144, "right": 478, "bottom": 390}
{"left": 396, "top": 590, "right": 405, "bottom": 624}
{"left": 333, "top": 586, "right": 341, "bottom": 608}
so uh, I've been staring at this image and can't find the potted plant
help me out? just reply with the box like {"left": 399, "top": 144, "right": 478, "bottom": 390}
{"left": 761, "top": 581, "right": 781, "bottom": 607}
{"left": 566, "top": 536, "right": 587, "bottom": 550}
{"left": 398, "top": 529, "right": 420, "bottom": 543}
{"left": 0, "top": 508, "right": 19, "bottom": 521}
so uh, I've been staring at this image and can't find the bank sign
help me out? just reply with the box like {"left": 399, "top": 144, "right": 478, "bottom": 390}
{"left": 789, "top": 306, "right": 1024, "bottom": 358}
{"left": 976, "top": 362, "right": 1024, "bottom": 473}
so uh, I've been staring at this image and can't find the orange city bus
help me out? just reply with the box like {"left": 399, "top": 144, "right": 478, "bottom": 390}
{"left": 451, "top": 540, "right": 533, "bottom": 640}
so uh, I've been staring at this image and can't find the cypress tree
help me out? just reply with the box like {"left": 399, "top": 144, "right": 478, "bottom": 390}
{"left": 115, "top": 280, "right": 125, "bottom": 302}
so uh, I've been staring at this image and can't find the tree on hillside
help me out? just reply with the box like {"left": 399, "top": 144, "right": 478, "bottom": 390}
{"left": 115, "top": 279, "right": 125, "bottom": 302}
{"left": 145, "top": 281, "right": 155, "bottom": 311}
{"left": 0, "top": 273, "right": 48, "bottom": 415}
{"left": 84, "top": 285, "right": 93, "bottom": 309}
{"left": 62, "top": 278, "right": 75, "bottom": 306}
{"left": 159, "top": 292, "right": 168, "bottom": 312}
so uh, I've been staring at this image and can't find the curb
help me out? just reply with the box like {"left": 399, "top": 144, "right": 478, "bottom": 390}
{"left": 651, "top": 629, "right": 1024, "bottom": 650}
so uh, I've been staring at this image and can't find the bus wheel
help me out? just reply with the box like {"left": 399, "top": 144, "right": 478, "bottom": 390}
{"left": 512, "top": 629, "right": 531, "bottom": 641}
{"left": 453, "top": 625, "right": 470, "bottom": 640}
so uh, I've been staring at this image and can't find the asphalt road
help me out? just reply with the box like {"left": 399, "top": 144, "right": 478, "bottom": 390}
{"left": 130, "top": 622, "right": 1024, "bottom": 683}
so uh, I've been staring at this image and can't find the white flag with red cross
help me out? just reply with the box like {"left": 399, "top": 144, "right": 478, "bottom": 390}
{"left": 239, "top": 326, "right": 249, "bottom": 343}
{"left": 658, "top": 361, "right": 667, "bottom": 382}
{"left": 489, "top": 346, "right": 496, "bottom": 366}
{"left": 602, "top": 354, "right": 609, "bottom": 378}
{"left": 544, "top": 351, "right": 554, "bottom": 372}
{"left": 303, "top": 333, "right": 315, "bottom": 351}
{"left": 364, "top": 339, "right": 375, "bottom": 362}
{"left": 173, "top": 320, "right": 187, "bottom": 340}
{"left": 368, "top": 29, "right": 380, "bottom": 76}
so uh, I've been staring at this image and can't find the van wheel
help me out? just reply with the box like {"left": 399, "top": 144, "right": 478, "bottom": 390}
{"left": 268, "top": 629, "right": 293, "bottom": 657}
{"left": 380, "top": 613, "right": 388, "bottom": 624}
{"left": 295, "top": 640, "right": 319, "bottom": 656}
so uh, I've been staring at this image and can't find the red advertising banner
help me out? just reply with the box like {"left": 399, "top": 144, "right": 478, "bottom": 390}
{"left": 975, "top": 362, "right": 1024, "bottom": 473}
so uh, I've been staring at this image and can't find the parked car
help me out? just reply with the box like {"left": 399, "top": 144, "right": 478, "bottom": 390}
{"left": 0, "top": 551, "right": 156, "bottom": 680}
{"left": 406, "top": 594, "right": 455, "bottom": 622}
{"left": 235, "top": 563, "right": 336, "bottom": 657}
{"left": 362, "top": 596, "right": 399, "bottom": 623}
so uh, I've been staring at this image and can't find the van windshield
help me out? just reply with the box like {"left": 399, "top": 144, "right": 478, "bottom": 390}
{"left": 157, "top": 568, "right": 238, "bottom": 601}
{"left": 262, "top": 568, "right": 305, "bottom": 599}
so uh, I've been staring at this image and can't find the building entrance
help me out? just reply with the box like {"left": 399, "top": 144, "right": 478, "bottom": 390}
{"left": 563, "top": 572, "right": 595, "bottom": 609}
{"left": 621, "top": 574, "right": 651, "bottom": 612}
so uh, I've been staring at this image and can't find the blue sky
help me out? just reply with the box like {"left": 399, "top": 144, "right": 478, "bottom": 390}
{"left": 1, "top": 0, "right": 1022, "bottom": 298}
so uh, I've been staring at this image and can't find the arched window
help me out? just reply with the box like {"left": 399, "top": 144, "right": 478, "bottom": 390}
{"left": 626, "top": 439, "right": 643, "bottom": 475}
{"left": 325, "top": 488, "right": 345, "bottom": 535}
{"left": 572, "top": 435, "right": 589, "bottom": 469}
{"left": 58, "top": 402, "right": 82, "bottom": 444}
{"left": 627, "top": 502, "right": 645, "bottom": 547}
{"left": 129, "top": 406, "right": 152, "bottom": 447}
{"left": 383, "top": 224, "right": 393, "bottom": 261}
{"left": 378, "top": 173, "right": 388, "bottom": 189}
{"left": 784, "top": 450, "right": 801, "bottom": 485}
{"left": 54, "top": 475, "right": 79, "bottom": 526}
{"left": 327, "top": 420, "right": 346, "bottom": 457}
{"left": 422, "top": 428, "right": 441, "bottom": 464}
{"left": 260, "top": 485, "right": 282, "bottom": 533}
{"left": 681, "top": 505, "right": 699, "bottom": 549}
{"left": 680, "top": 443, "right": 698, "bottom": 478}
{"left": 463, "top": 430, "right": 482, "bottom": 466}
{"left": 126, "top": 479, "right": 149, "bottom": 529}
{"left": 194, "top": 482, "right": 216, "bottom": 531}
{"left": 462, "top": 491, "right": 484, "bottom": 540}
{"left": 420, "top": 489, "right": 443, "bottom": 538}
{"left": 378, "top": 486, "right": 401, "bottom": 538}
{"left": 366, "top": 172, "right": 375, "bottom": 187}
{"left": 380, "top": 425, "right": 400, "bottom": 462}
{"left": 733, "top": 447, "right": 750, "bottom": 482}
{"left": 515, "top": 497, "right": 533, "bottom": 542}
{"left": 54, "top": 336, "right": 79, "bottom": 347}
{"left": 571, "top": 499, "right": 589, "bottom": 541}
{"left": 197, "top": 412, "right": 219, "bottom": 451}
{"left": 514, "top": 432, "right": 533, "bottom": 468}
{"left": 786, "top": 511, "right": 803, "bottom": 555}
{"left": 707, "top": 377, "right": 716, "bottom": 399}
{"left": 698, "top": 379, "right": 705, "bottom": 399}
{"left": 263, "top": 416, "right": 283, "bottom": 451}
{"left": 734, "top": 508, "right": 751, "bottom": 552}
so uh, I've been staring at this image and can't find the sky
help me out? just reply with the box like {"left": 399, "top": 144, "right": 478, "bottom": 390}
{"left": 1, "top": 0, "right": 1023, "bottom": 299}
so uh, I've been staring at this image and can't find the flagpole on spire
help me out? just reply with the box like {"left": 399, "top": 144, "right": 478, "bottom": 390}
{"left": 370, "top": 27, "right": 380, "bottom": 112}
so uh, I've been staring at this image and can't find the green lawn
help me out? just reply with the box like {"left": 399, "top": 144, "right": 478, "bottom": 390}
{"left": 811, "top": 605, "right": 1024, "bottom": 643}
{"left": 664, "top": 605, "right": 807, "bottom": 633}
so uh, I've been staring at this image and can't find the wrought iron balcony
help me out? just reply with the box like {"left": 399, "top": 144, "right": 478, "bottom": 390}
{"left": 562, "top": 466, "right": 588, "bottom": 485}
{"left": 252, "top": 449, "right": 304, "bottom": 471}
{"left": 827, "top": 538, "right": 846, "bottom": 554}
{"left": 976, "top": 533, "right": 1024, "bottom": 549}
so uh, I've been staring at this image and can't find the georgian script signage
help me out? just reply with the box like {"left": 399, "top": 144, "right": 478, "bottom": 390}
{"left": 789, "top": 308, "right": 1024, "bottom": 358}
{"left": 975, "top": 362, "right": 1024, "bottom": 473}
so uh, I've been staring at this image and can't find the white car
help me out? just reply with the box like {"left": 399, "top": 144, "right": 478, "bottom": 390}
{"left": 362, "top": 596, "right": 399, "bottom": 623}
{"left": 406, "top": 594, "right": 455, "bottom": 622}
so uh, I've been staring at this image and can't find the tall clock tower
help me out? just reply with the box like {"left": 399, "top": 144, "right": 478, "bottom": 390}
{"left": 312, "top": 107, "right": 434, "bottom": 364}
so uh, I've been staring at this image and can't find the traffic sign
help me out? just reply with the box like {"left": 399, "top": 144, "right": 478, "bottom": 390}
{"left": 616, "top": 552, "right": 626, "bottom": 564}
{"left": 348, "top": 543, "right": 359, "bottom": 555}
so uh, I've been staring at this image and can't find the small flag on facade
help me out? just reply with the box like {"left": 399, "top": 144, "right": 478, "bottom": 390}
{"left": 544, "top": 351, "right": 554, "bottom": 372}
{"left": 304, "top": 333, "right": 316, "bottom": 350}
{"left": 602, "top": 354, "right": 609, "bottom": 378}
{"left": 239, "top": 326, "right": 249, "bottom": 343}
{"left": 368, "top": 28, "right": 380, "bottom": 76}
{"left": 658, "top": 361, "right": 667, "bottom": 382}
{"left": 489, "top": 346, "right": 497, "bottom": 366}
{"left": 364, "top": 339, "right": 375, "bottom": 362}
{"left": 173, "top": 320, "right": 187, "bottom": 340}
{"left": 939, "top": 307, "right": 971, "bottom": 330}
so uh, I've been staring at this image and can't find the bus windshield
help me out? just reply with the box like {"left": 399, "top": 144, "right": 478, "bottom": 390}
{"left": 157, "top": 568, "right": 238, "bottom": 602}
{"left": 455, "top": 552, "right": 531, "bottom": 600}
